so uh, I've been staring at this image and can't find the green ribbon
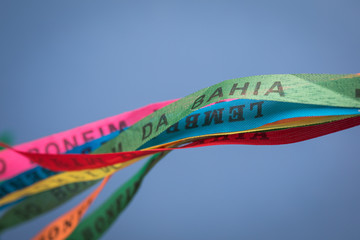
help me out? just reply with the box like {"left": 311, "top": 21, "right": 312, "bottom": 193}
{"left": 94, "top": 74, "right": 360, "bottom": 154}
{"left": 67, "top": 151, "right": 170, "bottom": 240}
{"left": 0, "top": 181, "right": 98, "bottom": 232}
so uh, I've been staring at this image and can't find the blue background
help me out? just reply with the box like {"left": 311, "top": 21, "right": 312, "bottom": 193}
{"left": 1, "top": 1, "right": 360, "bottom": 239}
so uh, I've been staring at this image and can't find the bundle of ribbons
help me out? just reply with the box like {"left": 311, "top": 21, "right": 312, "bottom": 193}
{"left": 0, "top": 74, "right": 360, "bottom": 240}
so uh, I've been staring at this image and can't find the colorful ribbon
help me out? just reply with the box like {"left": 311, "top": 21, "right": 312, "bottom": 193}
{"left": 0, "top": 74, "right": 359, "bottom": 240}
